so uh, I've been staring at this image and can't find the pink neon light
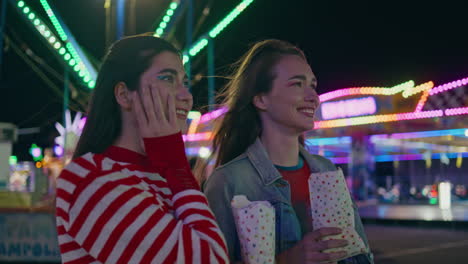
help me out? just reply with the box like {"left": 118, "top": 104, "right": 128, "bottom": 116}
{"left": 321, "top": 97, "right": 377, "bottom": 120}
{"left": 416, "top": 77, "right": 468, "bottom": 111}
{"left": 318, "top": 80, "right": 414, "bottom": 102}
{"left": 396, "top": 110, "right": 443, "bottom": 120}
{"left": 314, "top": 110, "right": 443, "bottom": 129}
{"left": 78, "top": 117, "right": 87, "bottom": 131}
{"left": 199, "top": 107, "right": 228, "bottom": 123}
{"left": 445, "top": 107, "right": 468, "bottom": 116}
{"left": 31, "top": 147, "right": 42, "bottom": 158}
{"left": 429, "top": 77, "right": 468, "bottom": 95}
{"left": 415, "top": 90, "right": 430, "bottom": 112}
{"left": 183, "top": 132, "right": 213, "bottom": 142}
{"left": 189, "top": 78, "right": 467, "bottom": 135}
{"left": 54, "top": 145, "right": 64, "bottom": 157}
{"left": 329, "top": 157, "right": 349, "bottom": 164}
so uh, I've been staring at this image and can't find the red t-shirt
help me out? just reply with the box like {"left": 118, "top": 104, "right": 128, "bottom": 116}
{"left": 275, "top": 157, "right": 313, "bottom": 234}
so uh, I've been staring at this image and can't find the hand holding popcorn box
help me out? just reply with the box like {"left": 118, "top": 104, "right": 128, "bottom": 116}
{"left": 231, "top": 195, "right": 275, "bottom": 264}
{"left": 308, "top": 168, "right": 369, "bottom": 261}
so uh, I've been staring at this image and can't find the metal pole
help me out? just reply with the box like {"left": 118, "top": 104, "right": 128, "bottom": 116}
{"left": 116, "top": 0, "right": 126, "bottom": 40}
{"left": 128, "top": 0, "right": 137, "bottom": 35}
{"left": 104, "top": 0, "right": 113, "bottom": 48}
{"left": 207, "top": 38, "right": 215, "bottom": 110}
{"left": 63, "top": 69, "right": 69, "bottom": 147}
{"left": 0, "top": 0, "right": 7, "bottom": 79}
{"left": 185, "top": 0, "right": 193, "bottom": 91}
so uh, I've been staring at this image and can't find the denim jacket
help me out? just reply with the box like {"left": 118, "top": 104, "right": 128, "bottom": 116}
{"left": 204, "top": 138, "right": 373, "bottom": 263}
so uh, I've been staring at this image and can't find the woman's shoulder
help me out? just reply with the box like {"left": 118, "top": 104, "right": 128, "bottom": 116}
{"left": 62, "top": 152, "right": 102, "bottom": 175}
{"left": 58, "top": 152, "right": 115, "bottom": 187}
{"left": 211, "top": 152, "right": 251, "bottom": 175}
{"left": 205, "top": 152, "right": 255, "bottom": 184}
{"left": 56, "top": 153, "right": 106, "bottom": 204}
{"left": 301, "top": 151, "right": 337, "bottom": 171}
{"left": 57, "top": 152, "right": 143, "bottom": 201}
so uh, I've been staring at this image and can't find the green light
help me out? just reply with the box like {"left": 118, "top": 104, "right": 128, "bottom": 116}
{"left": 154, "top": 1, "right": 180, "bottom": 36}
{"left": 208, "top": 0, "right": 254, "bottom": 38}
{"left": 23, "top": 7, "right": 30, "bottom": 14}
{"left": 88, "top": 81, "right": 95, "bottom": 89}
{"left": 189, "top": 38, "right": 208, "bottom": 56}
{"left": 84, "top": 76, "right": 90, "bottom": 82}
{"left": 40, "top": 0, "right": 68, "bottom": 41}
{"left": 187, "top": 111, "right": 201, "bottom": 119}
{"left": 18, "top": 1, "right": 25, "bottom": 8}
{"left": 33, "top": 19, "right": 40, "bottom": 26}
{"left": 66, "top": 43, "right": 82, "bottom": 65}
{"left": 184, "top": 0, "right": 255, "bottom": 61}
{"left": 29, "top": 144, "right": 43, "bottom": 161}
{"left": 9, "top": 156, "right": 18, "bottom": 166}
{"left": 38, "top": 25, "right": 45, "bottom": 31}
{"left": 183, "top": 54, "right": 189, "bottom": 64}
{"left": 38, "top": 0, "right": 97, "bottom": 83}
{"left": 429, "top": 197, "right": 438, "bottom": 205}
{"left": 28, "top": 13, "right": 35, "bottom": 20}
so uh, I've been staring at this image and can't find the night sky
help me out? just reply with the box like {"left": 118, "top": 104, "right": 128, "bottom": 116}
{"left": 2, "top": 0, "right": 467, "bottom": 160}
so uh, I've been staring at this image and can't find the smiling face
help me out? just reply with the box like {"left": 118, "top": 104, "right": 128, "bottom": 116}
{"left": 254, "top": 54, "right": 319, "bottom": 135}
{"left": 138, "top": 51, "right": 193, "bottom": 132}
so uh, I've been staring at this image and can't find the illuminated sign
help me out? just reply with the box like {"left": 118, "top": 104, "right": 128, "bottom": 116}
{"left": 320, "top": 96, "right": 377, "bottom": 120}
{"left": 185, "top": 77, "right": 467, "bottom": 137}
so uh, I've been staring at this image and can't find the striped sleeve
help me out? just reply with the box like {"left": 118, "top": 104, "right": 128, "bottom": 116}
{"left": 143, "top": 132, "right": 200, "bottom": 193}
{"left": 65, "top": 170, "right": 229, "bottom": 264}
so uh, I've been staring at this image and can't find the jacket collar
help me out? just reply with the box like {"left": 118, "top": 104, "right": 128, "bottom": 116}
{"left": 299, "top": 146, "right": 331, "bottom": 173}
{"left": 246, "top": 138, "right": 282, "bottom": 186}
{"left": 246, "top": 138, "right": 330, "bottom": 186}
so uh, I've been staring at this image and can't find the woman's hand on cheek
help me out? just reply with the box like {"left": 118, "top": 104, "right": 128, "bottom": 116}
{"left": 132, "top": 82, "right": 180, "bottom": 138}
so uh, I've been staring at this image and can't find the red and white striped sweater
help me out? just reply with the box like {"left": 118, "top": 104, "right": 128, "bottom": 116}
{"left": 55, "top": 133, "right": 228, "bottom": 264}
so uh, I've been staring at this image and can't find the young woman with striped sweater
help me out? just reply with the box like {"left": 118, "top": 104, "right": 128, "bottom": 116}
{"left": 55, "top": 34, "right": 228, "bottom": 264}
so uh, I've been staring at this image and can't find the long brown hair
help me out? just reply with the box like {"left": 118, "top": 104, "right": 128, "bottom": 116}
{"left": 212, "top": 39, "right": 306, "bottom": 167}
{"left": 74, "top": 34, "right": 179, "bottom": 158}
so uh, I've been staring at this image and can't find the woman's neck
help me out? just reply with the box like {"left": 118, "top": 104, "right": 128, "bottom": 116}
{"left": 113, "top": 118, "right": 145, "bottom": 155}
{"left": 260, "top": 125, "right": 301, "bottom": 167}
{"left": 113, "top": 135, "right": 145, "bottom": 155}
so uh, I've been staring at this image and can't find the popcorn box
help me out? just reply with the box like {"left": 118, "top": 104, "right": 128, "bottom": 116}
{"left": 231, "top": 195, "right": 275, "bottom": 264}
{"left": 308, "top": 169, "right": 368, "bottom": 261}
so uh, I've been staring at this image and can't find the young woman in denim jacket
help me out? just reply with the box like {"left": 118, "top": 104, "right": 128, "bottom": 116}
{"left": 203, "top": 39, "right": 373, "bottom": 263}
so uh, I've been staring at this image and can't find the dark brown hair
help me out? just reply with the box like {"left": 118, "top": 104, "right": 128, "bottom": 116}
{"left": 213, "top": 39, "right": 306, "bottom": 167}
{"left": 74, "top": 34, "right": 179, "bottom": 158}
